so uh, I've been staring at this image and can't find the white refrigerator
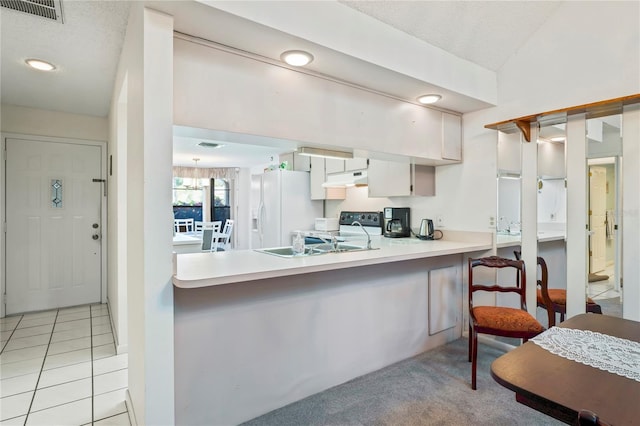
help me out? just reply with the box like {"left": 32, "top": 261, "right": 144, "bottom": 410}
{"left": 251, "top": 169, "right": 323, "bottom": 248}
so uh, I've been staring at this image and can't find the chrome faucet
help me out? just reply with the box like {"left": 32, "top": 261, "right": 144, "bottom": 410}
{"left": 311, "top": 234, "right": 339, "bottom": 253}
{"left": 351, "top": 221, "right": 371, "bottom": 249}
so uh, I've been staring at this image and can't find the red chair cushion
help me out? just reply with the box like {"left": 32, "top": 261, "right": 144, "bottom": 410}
{"left": 472, "top": 306, "right": 544, "bottom": 333}
{"left": 536, "top": 289, "right": 597, "bottom": 306}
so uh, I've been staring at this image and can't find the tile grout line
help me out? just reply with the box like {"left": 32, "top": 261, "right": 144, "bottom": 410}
{"left": 90, "top": 305, "right": 95, "bottom": 426}
{"left": 0, "top": 314, "right": 25, "bottom": 354}
{"left": 24, "top": 308, "right": 59, "bottom": 425}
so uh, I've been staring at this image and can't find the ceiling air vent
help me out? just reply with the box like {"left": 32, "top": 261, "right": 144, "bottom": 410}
{"left": 198, "top": 142, "right": 223, "bottom": 149}
{"left": 1, "top": 0, "right": 64, "bottom": 23}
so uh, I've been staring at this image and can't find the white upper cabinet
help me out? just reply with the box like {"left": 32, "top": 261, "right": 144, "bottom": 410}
{"left": 309, "top": 157, "right": 346, "bottom": 200}
{"left": 279, "top": 152, "right": 311, "bottom": 172}
{"left": 537, "top": 141, "right": 565, "bottom": 178}
{"left": 367, "top": 159, "right": 411, "bottom": 197}
{"left": 345, "top": 158, "right": 368, "bottom": 171}
{"left": 442, "top": 113, "right": 462, "bottom": 161}
{"left": 497, "top": 132, "right": 522, "bottom": 174}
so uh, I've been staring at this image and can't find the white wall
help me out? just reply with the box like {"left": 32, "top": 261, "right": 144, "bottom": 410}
{"left": 477, "top": 1, "right": 639, "bottom": 319}
{"left": 110, "top": 4, "right": 175, "bottom": 424}
{"left": 1, "top": 105, "right": 107, "bottom": 141}
{"left": 173, "top": 37, "right": 454, "bottom": 163}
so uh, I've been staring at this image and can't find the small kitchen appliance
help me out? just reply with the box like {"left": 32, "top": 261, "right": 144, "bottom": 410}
{"left": 315, "top": 217, "right": 339, "bottom": 232}
{"left": 417, "top": 219, "right": 435, "bottom": 240}
{"left": 383, "top": 207, "right": 411, "bottom": 238}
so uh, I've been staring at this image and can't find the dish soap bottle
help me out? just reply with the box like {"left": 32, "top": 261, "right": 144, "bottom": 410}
{"left": 292, "top": 231, "right": 305, "bottom": 255}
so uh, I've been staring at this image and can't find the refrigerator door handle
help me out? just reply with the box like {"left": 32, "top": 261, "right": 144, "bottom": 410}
{"left": 257, "top": 201, "right": 265, "bottom": 242}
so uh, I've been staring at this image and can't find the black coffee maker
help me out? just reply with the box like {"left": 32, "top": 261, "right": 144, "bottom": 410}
{"left": 383, "top": 207, "right": 411, "bottom": 238}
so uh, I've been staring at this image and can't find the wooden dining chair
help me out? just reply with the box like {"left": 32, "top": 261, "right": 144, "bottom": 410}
{"left": 514, "top": 251, "right": 602, "bottom": 327}
{"left": 468, "top": 256, "right": 545, "bottom": 390}
{"left": 578, "top": 410, "right": 612, "bottom": 426}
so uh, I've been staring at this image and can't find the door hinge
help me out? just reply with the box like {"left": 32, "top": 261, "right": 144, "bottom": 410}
{"left": 589, "top": 250, "right": 592, "bottom": 257}
{"left": 410, "top": 184, "right": 413, "bottom": 193}
{"left": 588, "top": 210, "right": 592, "bottom": 216}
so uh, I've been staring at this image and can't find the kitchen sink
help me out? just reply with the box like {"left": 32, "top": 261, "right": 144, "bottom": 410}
{"left": 255, "top": 243, "right": 375, "bottom": 258}
{"left": 255, "top": 246, "right": 319, "bottom": 257}
{"left": 311, "top": 243, "right": 369, "bottom": 253}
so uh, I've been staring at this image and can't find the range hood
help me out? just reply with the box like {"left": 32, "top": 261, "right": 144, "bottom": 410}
{"left": 322, "top": 170, "right": 368, "bottom": 188}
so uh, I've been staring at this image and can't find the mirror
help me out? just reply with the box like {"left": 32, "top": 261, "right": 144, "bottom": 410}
{"left": 496, "top": 131, "right": 522, "bottom": 238}
{"left": 586, "top": 113, "right": 623, "bottom": 318}
{"left": 536, "top": 120, "right": 567, "bottom": 326}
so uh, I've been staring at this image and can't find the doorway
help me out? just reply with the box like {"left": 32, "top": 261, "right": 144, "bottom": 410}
{"left": 586, "top": 147, "right": 622, "bottom": 319}
{"left": 4, "top": 136, "right": 106, "bottom": 315}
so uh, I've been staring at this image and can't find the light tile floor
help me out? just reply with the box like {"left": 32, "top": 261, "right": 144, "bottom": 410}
{"left": 0, "top": 304, "right": 130, "bottom": 425}
{"left": 588, "top": 264, "right": 620, "bottom": 300}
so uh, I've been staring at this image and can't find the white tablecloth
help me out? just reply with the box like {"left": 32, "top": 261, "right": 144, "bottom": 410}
{"left": 531, "top": 326, "right": 640, "bottom": 382}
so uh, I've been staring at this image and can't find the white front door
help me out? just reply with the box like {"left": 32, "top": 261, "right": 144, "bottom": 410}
{"left": 6, "top": 138, "right": 103, "bottom": 315}
{"left": 589, "top": 166, "right": 607, "bottom": 273}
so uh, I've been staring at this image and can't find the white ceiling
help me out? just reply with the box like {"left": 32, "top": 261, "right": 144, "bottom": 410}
{"left": 1, "top": 0, "right": 562, "bottom": 168}
{"left": 0, "top": 1, "right": 131, "bottom": 117}
{"left": 339, "top": 1, "right": 561, "bottom": 72}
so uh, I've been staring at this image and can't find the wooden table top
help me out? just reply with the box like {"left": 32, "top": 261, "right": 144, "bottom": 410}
{"left": 491, "top": 314, "right": 640, "bottom": 425}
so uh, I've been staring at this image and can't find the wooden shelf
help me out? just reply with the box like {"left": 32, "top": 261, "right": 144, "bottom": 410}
{"left": 485, "top": 94, "right": 640, "bottom": 142}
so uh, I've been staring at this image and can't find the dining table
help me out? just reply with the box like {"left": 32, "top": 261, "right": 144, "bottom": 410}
{"left": 491, "top": 313, "right": 640, "bottom": 425}
{"left": 172, "top": 232, "right": 202, "bottom": 254}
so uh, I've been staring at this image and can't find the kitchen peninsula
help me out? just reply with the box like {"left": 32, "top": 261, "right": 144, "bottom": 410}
{"left": 173, "top": 232, "right": 491, "bottom": 425}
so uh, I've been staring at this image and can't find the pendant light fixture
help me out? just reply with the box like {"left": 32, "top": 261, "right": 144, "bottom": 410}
{"left": 191, "top": 158, "right": 201, "bottom": 190}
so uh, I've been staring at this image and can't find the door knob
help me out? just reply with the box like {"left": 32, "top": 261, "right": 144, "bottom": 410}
{"left": 92, "top": 234, "right": 100, "bottom": 240}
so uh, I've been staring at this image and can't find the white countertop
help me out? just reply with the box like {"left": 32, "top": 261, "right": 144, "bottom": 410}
{"left": 496, "top": 229, "right": 565, "bottom": 248}
{"left": 173, "top": 236, "right": 492, "bottom": 289}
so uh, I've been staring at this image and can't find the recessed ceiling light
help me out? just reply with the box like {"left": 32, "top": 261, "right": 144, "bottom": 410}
{"left": 25, "top": 58, "right": 56, "bottom": 71}
{"left": 280, "top": 50, "right": 314, "bottom": 67}
{"left": 417, "top": 94, "right": 442, "bottom": 104}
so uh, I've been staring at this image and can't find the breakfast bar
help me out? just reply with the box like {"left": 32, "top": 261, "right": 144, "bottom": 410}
{"left": 173, "top": 233, "right": 491, "bottom": 425}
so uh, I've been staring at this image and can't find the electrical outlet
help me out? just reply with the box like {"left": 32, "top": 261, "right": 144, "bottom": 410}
{"left": 436, "top": 215, "right": 444, "bottom": 227}
{"left": 489, "top": 216, "right": 495, "bottom": 228}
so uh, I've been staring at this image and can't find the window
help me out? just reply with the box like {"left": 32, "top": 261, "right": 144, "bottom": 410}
{"left": 212, "top": 178, "right": 230, "bottom": 223}
{"left": 173, "top": 177, "right": 205, "bottom": 206}
{"left": 173, "top": 177, "right": 206, "bottom": 223}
